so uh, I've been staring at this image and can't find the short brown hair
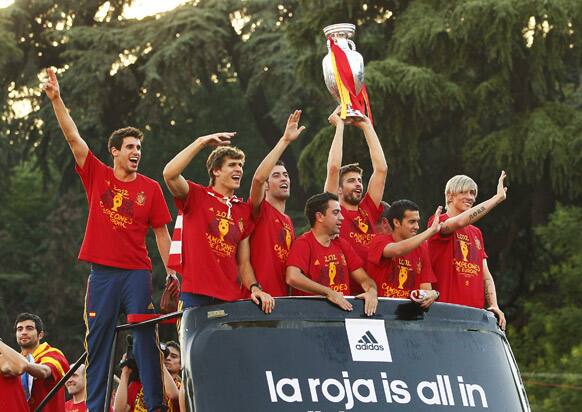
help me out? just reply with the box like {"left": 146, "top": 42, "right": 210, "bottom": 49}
{"left": 339, "top": 163, "right": 363, "bottom": 186}
{"left": 304, "top": 192, "right": 339, "bottom": 227}
{"left": 206, "top": 146, "right": 245, "bottom": 185}
{"left": 108, "top": 127, "right": 144, "bottom": 156}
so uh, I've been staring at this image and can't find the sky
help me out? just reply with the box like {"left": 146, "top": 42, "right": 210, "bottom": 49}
{"left": 0, "top": 0, "right": 188, "bottom": 19}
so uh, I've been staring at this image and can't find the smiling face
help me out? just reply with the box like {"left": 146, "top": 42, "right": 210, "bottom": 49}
{"left": 15, "top": 320, "right": 43, "bottom": 350}
{"left": 65, "top": 364, "right": 86, "bottom": 396}
{"left": 317, "top": 199, "right": 343, "bottom": 236}
{"left": 213, "top": 156, "right": 244, "bottom": 192}
{"left": 266, "top": 164, "right": 290, "bottom": 201}
{"left": 447, "top": 189, "right": 477, "bottom": 214}
{"left": 392, "top": 210, "right": 421, "bottom": 240}
{"left": 338, "top": 171, "right": 364, "bottom": 206}
{"left": 112, "top": 136, "right": 142, "bottom": 174}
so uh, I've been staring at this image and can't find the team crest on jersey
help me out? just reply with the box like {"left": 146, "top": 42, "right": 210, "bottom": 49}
{"left": 135, "top": 191, "right": 146, "bottom": 206}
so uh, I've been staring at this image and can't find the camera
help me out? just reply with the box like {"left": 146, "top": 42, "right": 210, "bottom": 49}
{"left": 119, "top": 335, "right": 137, "bottom": 371}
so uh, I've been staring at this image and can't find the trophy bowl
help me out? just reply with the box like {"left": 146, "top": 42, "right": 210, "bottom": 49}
{"left": 322, "top": 23, "right": 365, "bottom": 118}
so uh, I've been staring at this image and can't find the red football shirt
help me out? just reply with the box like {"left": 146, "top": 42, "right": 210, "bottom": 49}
{"left": 0, "top": 374, "right": 28, "bottom": 412}
{"left": 76, "top": 151, "right": 172, "bottom": 270}
{"left": 286, "top": 230, "right": 363, "bottom": 296}
{"left": 367, "top": 234, "right": 437, "bottom": 298}
{"left": 249, "top": 200, "right": 295, "bottom": 297}
{"left": 29, "top": 342, "right": 70, "bottom": 412}
{"left": 127, "top": 380, "right": 145, "bottom": 411}
{"left": 340, "top": 192, "right": 382, "bottom": 294}
{"left": 175, "top": 182, "right": 254, "bottom": 301}
{"left": 65, "top": 399, "right": 87, "bottom": 412}
{"left": 427, "top": 213, "right": 488, "bottom": 308}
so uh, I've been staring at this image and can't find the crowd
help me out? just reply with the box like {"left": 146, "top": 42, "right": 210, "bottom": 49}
{"left": 0, "top": 67, "right": 507, "bottom": 412}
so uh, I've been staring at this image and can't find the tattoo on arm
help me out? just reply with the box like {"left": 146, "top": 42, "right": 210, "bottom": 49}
{"left": 484, "top": 278, "right": 496, "bottom": 306}
{"left": 468, "top": 206, "right": 486, "bottom": 222}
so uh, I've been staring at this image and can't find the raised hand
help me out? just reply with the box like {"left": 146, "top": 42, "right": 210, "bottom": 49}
{"left": 327, "top": 106, "right": 345, "bottom": 128}
{"left": 282, "top": 110, "right": 306, "bottom": 142}
{"left": 351, "top": 113, "right": 372, "bottom": 129}
{"left": 496, "top": 170, "right": 508, "bottom": 202}
{"left": 42, "top": 68, "right": 60, "bottom": 101}
{"left": 429, "top": 206, "right": 443, "bottom": 234}
{"left": 198, "top": 132, "right": 236, "bottom": 147}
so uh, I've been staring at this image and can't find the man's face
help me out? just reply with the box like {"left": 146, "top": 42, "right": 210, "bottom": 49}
{"left": 112, "top": 136, "right": 141, "bottom": 173}
{"left": 393, "top": 210, "right": 421, "bottom": 240}
{"left": 318, "top": 200, "right": 343, "bottom": 236}
{"left": 448, "top": 189, "right": 476, "bottom": 213}
{"left": 164, "top": 346, "right": 181, "bottom": 375}
{"left": 65, "top": 364, "right": 86, "bottom": 396}
{"left": 339, "top": 172, "right": 363, "bottom": 206}
{"left": 266, "top": 165, "right": 290, "bottom": 200}
{"left": 214, "top": 156, "right": 244, "bottom": 191}
{"left": 15, "top": 320, "right": 42, "bottom": 350}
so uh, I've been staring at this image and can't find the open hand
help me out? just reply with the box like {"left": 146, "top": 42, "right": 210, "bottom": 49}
{"left": 496, "top": 171, "right": 508, "bottom": 202}
{"left": 356, "top": 288, "right": 378, "bottom": 316}
{"left": 198, "top": 132, "right": 236, "bottom": 147}
{"left": 429, "top": 206, "right": 443, "bottom": 234}
{"left": 326, "top": 289, "right": 353, "bottom": 311}
{"left": 283, "top": 110, "right": 306, "bottom": 142}
{"left": 328, "top": 106, "right": 345, "bottom": 128}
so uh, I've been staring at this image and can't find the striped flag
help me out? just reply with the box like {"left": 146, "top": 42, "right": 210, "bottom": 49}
{"left": 168, "top": 211, "right": 183, "bottom": 273}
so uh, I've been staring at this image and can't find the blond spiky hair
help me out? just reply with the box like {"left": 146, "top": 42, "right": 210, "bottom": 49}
{"left": 444, "top": 175, "right": 478, "bottom": 210}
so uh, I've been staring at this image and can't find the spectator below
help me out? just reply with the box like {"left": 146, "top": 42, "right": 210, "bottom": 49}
{"left": 65, "top": 363, "right": 87, "bottom": 411}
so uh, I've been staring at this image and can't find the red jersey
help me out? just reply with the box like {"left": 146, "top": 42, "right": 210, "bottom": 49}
{"left": 175, "top": 182, "right": 254, "bottom": 301}
{"left": 65, "top": 399, "right": 87, "bottom": 412}
{"left": 127, "top": 380, "right": 146, "bottom": 412}
{"left": 29, "top": 342, "right": 70, "bottom": 412}
{"left": 76, "top": 151, "right": 171, "bottom": 270}
{"left": 427, "top": 213, "right": 488, "bottom": 308}
{"left": 340, "top": 193, "right": 382, "bottom": 294}
{"left": 0, "top": 374, "right": 28, "bottom": 412}
{"left": 286, "top": 231, "right": 363, "bottom": 296}
{"left": 367, "top": 234, "right": 437, "bottom": 299}
{"left": 249, "top": 200, "right": 295, "bottom": 297}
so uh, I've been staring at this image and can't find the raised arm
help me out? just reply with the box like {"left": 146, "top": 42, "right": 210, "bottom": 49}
{"left": 441, "top": 171, "right": 508, "bottom": 235}
{"left": 42, "top": 68, "right": 89, "bottom": 168}
{"left": 286, "top": 266, "right": 353, "bottom": 311}
{"left": 324, "top": 107, "right": 345, "bottom": 194}
{"left": 162, "top": 132, "right": 235, "bottom": 199}
{"left": 354, "top": 116, "right": 388, "bottom": 207}
{"left": 0, "top": 340, "right": 28, "bottom": 375}
{"left": 250, "top": 110, "right": 305, "bottom": 216}
{"left": 383, "top": 207, "right": 443, "bottom": 258}
{"left": 237, "top": 237, "right": 275, "bottom": 313}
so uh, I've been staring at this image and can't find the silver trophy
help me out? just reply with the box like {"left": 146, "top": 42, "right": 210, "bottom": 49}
{"left": 322, "top": 23, "right": 365, "bottom": 118}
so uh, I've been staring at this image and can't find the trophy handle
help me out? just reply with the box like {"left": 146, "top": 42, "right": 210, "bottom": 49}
{"left": 347, "top": 39, "right": 356, "bottom": 51}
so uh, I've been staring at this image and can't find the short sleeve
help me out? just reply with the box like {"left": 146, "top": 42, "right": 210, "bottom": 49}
{"left": 174, "top": 181, "right": 202, "bottom": 214}
{"left": 428, "top": 213, "right": 454, "bottom": 243}
{"left": 286, "top": 237, "right": 310, "bottom": 274}
{"left": 340, "top": 238, "right": 364, "bottom": 272}
{"left": 418, "top": 242, "right": 437, "bottom": 284}
{"left": 367, "top": 234, "right": 391, "bottom": 265}
{"left": 75, "top": 151, "right": 103, "bottom": 192}
{"left": 149, "top": 182, "right": 172, "bottom": 228}
{"left": 362, "top": 193, "right": 383, "bottom": 226}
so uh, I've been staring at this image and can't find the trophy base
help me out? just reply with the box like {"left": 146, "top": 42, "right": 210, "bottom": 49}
{"left": 343, "top": 107, "right": 364, "bottom": 120}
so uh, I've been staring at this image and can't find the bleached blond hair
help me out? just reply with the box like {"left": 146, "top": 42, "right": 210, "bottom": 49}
{"left": 444, "top": 175, "right": 478, "bottom": 210}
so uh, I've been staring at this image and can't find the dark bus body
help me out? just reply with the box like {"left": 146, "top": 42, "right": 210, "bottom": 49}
{"left": 181, "top": 297, "right": 530, "bottom": 412}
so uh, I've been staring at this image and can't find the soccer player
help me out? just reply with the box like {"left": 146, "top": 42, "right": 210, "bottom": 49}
{"left": 0, "top": 337, "right": 28, "bottom": 412}
{"left": 247, "top": 110, "right": 305, "bottom": 297}
{"left": 163, "top": 133, "right": 275, "bottom": 313}
{"left": 14, "top": 313, "right": 70, "bottom": 412}
{"left": 43, "top": 68, "right": 173, "bottom": 412}
{"left": 367, "top": 200, "right": 441, "bottom": 308}
{"left": 374, "top": 201, "right": 392, "bottom": 235}
{"left": 65, "top": 363, "right": 87, "bottom": 412}
{"left": 428, "top": 172, "right": 508, "bottom": 330}
{"left": 286, "top": 192, "right": 378, "bottom": 315}
{"left": 324, "top": 108, "right": 388, "bottom": 293}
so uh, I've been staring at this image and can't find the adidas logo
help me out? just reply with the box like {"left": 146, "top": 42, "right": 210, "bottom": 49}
{"left": 355, "top": 331, "right": 384, "bottom": 351}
